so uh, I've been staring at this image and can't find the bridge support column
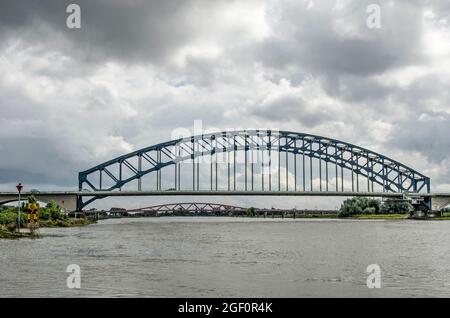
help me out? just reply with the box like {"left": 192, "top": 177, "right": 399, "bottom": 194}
{"left": 410, "top": 210, "right": 427, "bottom": 219}
{"left": 430, "top": 197, "right": 450, "bottom": 212}
{"left": 409, "top": 196, "right": 449, "bottom": 219}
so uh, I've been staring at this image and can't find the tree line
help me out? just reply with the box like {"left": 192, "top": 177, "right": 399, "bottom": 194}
{"left": 338, "top": 197, "right": 412, "bottom": 217}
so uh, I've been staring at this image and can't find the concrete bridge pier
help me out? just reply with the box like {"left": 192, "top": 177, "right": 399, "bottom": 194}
{"left": 430, "top": 196, "right": 450, "bottom": 213}
{"left": 410, "top": 196, "right": 450, "bottom": 219}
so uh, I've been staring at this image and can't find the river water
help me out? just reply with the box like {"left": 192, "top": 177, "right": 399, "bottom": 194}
{"left": 1, "top": 217, "right": 450, "bottom": 297}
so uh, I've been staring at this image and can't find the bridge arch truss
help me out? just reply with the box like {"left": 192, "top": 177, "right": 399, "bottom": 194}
{"left": 78, "top": 130, "right": 430, "bottom": 209}
{"left": 127, "top": 202, "right": 247, "bottom": 216}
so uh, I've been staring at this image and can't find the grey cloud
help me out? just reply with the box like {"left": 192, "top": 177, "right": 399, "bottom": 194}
{"left": 0, "top": 0, "right": 241, "bottom": 65}
{"left": 388, "top": 112, "right": 450, "bottom": 164}
{"left": 256, "top": 0, "right": 426, "bottom": 80}
{"left": 251, "top": 94, "right": 335, "bottom": 128}
{"left": 0, "top": 135, "right": 86, "bottom": 186}
{"left": 1, "top": 0, "right": 450, "bottom": 208}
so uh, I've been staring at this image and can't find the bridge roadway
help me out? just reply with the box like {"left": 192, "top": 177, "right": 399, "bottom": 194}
{"left": 1, "top": 190, "right": 450, "bottom": 212}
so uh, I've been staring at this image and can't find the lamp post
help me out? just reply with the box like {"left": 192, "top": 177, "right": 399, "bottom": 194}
{"left": 16, "top": 183, "right": 23, "bottom": 232}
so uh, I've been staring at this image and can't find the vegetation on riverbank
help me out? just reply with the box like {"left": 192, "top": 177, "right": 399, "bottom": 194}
{"left": 0, "top": 196, "right": 95, "bottom": 239}
{"left": 241, "top": 212, "right": 339, "bottom": 219}
{"left": 349, "top": 214, "right": 408, "bottom": 220}
{"left": 338, "top": 197, "right": 412, "bottom": 218}
{"left": 39, "top": 217, "right": 94, "bottom": 227}
{"left": 422, "top": 212, "right": 450, "bottom": 221}
{"left": 241, "top": 198, "right": 450, "bottom": 220}
{"left": 239, "top": 212, "right": 416, "bottom": 220}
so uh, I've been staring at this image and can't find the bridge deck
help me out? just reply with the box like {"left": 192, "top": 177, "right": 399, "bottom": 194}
{"left": 0, "top": 190, "right": 440, "bottom": 197}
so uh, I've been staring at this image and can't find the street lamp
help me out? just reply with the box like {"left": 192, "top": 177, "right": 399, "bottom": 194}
{"left": 16, "top": 183, "right": 23, "bottom": 232}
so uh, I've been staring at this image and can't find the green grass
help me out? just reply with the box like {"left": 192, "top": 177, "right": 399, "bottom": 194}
{"left": 348, "top": 213, "right": 450, "bottom": 220}
{"left": 39, "top": 218, "right": 95, "bottom": 228}
{"left": 291, "top": 214, "right": 339, "bottom": 218}
{"left": 241, "top": 214, "right": 339, "bottom": 219}
{"left": 0, "top": 218, "right": 96, "bottom": 239}
{"left": 349, "top": 214, "right": 408, "bottom": 220}
{"left": 438, "top": 212, "right": 450, "bottom": 220}
{"left": 0, "top": 225, "right": 40, "bottom": 239}
{"left": 426, "top": 215, "right": 450, "bottom": 221}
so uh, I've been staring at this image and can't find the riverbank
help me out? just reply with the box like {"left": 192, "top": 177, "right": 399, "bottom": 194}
{"left": 39, "top": 217, "right": 95, "bottom": 228}
{"left": 349, "top": 214, "right": 407, "bottom": 220}
{"left": 243, "top": 214, "right": 403, "bottom": 219}
{"left": 0, "top": 225, "right": 39, "bottom": 239}
{"left": 237, "top": 213, "right": 450, "bottom": 220}
{"left": 350, "top": 212, "right": 450, "bottom": 220}
{"left": 0, "top": 218, "right": 96, "bottom": 239}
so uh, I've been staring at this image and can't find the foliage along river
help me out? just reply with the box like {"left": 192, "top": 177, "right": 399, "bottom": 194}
{"left": 1, "top": 217, "right": 450, "bottom": 297}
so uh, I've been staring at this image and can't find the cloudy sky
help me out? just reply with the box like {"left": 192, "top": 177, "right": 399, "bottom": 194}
{"left": 1, "top": 0, "right": 449, "bottom": 209}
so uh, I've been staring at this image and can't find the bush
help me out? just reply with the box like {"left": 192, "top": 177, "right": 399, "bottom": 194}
{"left": 246, "top": 207, "right": 256, "bottom": 217}
{"left": 0, "top": 207, "right": 26, "bottom": 226}
{"left": 338, "top": 197, "right": 414, "bottom": 217}
{"left": 36, "top": 200, "right": 66, "bottom": 221}
{"left": 363, "top": 207, "right": 376, "bottom": 214}
{"left": 338, "top": 197, "right": 381, "bottom": 217}
{"left": 0, "top": 197, "right": 66, "bottom": 227}
{"left": 380, "top": 200, "right": 412, "bottom": 214}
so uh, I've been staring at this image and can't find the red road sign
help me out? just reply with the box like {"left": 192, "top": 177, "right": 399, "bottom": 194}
{"left": 16, "top": 183, "right": 23, "bottom": 193}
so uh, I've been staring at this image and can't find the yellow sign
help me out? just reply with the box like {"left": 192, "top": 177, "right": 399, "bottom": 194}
{"left": 26, "top": 202, "right": 40, "bottom": 222}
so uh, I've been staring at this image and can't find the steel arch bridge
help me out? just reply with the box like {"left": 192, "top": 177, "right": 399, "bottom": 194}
{"left": 78, "top": 130, "right": 430, "bottom": 209}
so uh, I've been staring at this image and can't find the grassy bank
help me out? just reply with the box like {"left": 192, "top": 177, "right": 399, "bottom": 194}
{"left": 0, "top": 218, "right": 96, "bottom": 239}
{"left": 237, "top": 213, "right": 339, "bottom": 219}
{"left": 335, "top": 214, "right": 450, "bottom": 220}
{"left": 0, "top": 225, "right": 40, "bottom": 239}
{"left": 39, "top": 217, "right": 95, "bottom": 228}
{"left": 1, "top": 196, "right": 96, "bottom": 239}
{"left": 420, "top": 212, "right": 450, "bottom": 221}
{"left": 242, "top": 214, "right": 408, "bottom": 220}
{"left": 349, "top": 214, "right": 408, "bottom": 220}
{"left": 239, "top": 213, "right": 450, "bottom": 220}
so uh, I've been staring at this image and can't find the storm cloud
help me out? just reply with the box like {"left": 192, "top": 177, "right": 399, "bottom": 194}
{"left": 1, "top": 0, "right": 450, "bottom": 207}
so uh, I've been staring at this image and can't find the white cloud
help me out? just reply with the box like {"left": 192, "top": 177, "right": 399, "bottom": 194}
{"left": 1, "top": 0, "right": 450, "bottom": 208}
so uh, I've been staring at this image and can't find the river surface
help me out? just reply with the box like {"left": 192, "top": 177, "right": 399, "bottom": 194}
{"left": 1, "top": 217, "right": 450, "bottom": 297}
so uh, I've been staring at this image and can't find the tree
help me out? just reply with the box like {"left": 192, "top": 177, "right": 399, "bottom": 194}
{"left": 27, "top": 195, "right": 37, "bottom": 204}
{"left": 246, "top": 207, "right": 256, "bottom": 217}
{"left": 338, "top": 197, "right": 413, "bottom": 217}
{"left": 338, "top": 197, "right": 381, "bottom": 217}
{"left": 380, "top": 200, "right": 412, "bottom": 214}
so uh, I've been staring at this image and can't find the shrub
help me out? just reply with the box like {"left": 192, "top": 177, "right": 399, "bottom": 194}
{"left": 338, "top": 197, "right": 414, "bottom": 217}
{"left": 37, "top": 201, "right": 66, "bottom": 221}
{"left": 338, "top": 197, "right": 381, "bottom": 217}
{"left": 380, "top": 200, "right": 413, "bottom": 214}
{"left": 246, "top": 207, "right": 256, "bottom": 217}
{"left": 363, "top": 207, "right": 376, "bottom": 214}
{"left": 0, "top": 208, "right": 26, "bottom": 226}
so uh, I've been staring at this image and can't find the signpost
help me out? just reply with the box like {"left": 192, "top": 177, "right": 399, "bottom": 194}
{"left": 26, "top": 202, "right": 40, "bottom": 234}
{"left": 16, "top": 183, "right": 23, "bottom": 232}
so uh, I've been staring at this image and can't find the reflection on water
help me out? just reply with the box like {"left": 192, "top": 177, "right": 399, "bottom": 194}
{"left": 1, "top": 217, "right": 450, "bottom": 297}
